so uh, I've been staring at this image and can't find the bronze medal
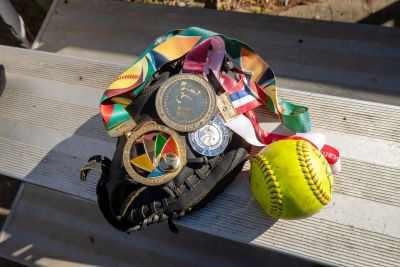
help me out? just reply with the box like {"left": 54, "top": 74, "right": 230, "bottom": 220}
{"left": 156, "top": 73, "right": 216, "bottom": 132}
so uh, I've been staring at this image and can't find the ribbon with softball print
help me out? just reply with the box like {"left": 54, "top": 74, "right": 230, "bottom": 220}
{"left": 100, "top": 27, "right": 311, "bottom": 137}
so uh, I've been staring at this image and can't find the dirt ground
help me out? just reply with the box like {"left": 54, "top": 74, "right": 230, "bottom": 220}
{"left": 143, "top": 0, "right": 400, "bottom": 27}
{"left": 0, "top": 0, "right": 398, "bottom": 266}
{"left": 277, "top": 0, "right": 400, "bottom": 27}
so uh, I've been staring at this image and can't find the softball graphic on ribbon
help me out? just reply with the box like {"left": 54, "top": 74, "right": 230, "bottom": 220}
{"left": 101, "top": 27, "right": 312, "bottom": 138}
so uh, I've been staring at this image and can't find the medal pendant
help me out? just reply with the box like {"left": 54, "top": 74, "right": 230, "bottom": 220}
{"left": 188, "top": 117, "right": 229, "bottom": 157}
{"left": 156, "top": 73, "right": 216, "bottom": 132}
{"left": 217, "top": 93, "right": 238, "bottom": 122}
{"left": 123, "top": 125, "right": 186, "bottom": 186}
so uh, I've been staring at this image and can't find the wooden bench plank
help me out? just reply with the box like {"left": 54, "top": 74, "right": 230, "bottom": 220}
{"left": 36, "top": 0, "right": 400, "bottom": 95}
{"left": 0, "top": 184, "right": 315, "bottom": 267}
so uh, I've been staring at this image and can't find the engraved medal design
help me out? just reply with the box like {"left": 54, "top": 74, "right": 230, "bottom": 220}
{"left": 123, "top": 125, "right": 186, "bottom": 186}
{"left": 156, "top": 73, "right": 216, "bottom": 132}
{"left": 217, "top": 93, "right": 238, "bottom": 122}
{"left": 188, "top": 117, "right": 229, "bottom": 157}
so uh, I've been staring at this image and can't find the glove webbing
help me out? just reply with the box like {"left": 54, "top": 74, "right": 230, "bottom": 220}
{"left": 123, "top": 149, "right": 234, "bottom": 228}
{"left": 120, "top": 156, "right": 219, "bottom": 219}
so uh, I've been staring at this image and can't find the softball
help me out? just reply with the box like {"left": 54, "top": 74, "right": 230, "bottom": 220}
{"left": 250, "top": 139, "right": 333, "bottom": 219}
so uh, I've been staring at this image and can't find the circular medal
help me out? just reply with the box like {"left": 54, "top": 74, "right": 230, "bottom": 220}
{"left": 188, "top": 117, "right": 229, "bottom": 157}
{"left": 156, "top": 73, "right": 216, "bottom": 132}
{"left": 123, "top": 124, "right": 186, "bottom": 186}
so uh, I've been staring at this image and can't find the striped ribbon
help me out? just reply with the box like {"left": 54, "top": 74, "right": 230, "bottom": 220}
{"left": 100, "top": 27, "right": 311, "bottom": 137}
{"left": 189, "top": 38, "right": 341, "bottom": 174}
{"left": 225, "top": 75, "right": 262, "bottom": 115}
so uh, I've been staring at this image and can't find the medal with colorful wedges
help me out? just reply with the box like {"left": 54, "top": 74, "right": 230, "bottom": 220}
{"left": 123, "top": 124, "right": 186, "bottom": 186}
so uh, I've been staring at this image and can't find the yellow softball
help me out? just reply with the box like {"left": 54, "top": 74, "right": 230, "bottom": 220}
{"left": 250, "top": 139, "right": 333, "bottom": 219}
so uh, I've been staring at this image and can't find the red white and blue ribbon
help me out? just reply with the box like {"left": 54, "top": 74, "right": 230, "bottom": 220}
{"left": 226, "top": 77, "right": 262, "bottom": 115}
{"left": 185, "top": 36, "right": 341, "bottom": 174}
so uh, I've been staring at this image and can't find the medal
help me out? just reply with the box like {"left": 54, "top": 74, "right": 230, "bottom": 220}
{"left": 123, "top": 124, "right": 186, "bottom": 186}
{"left": 188, "top": 117, "right": 229, "bottom": 157}
{"left": 156, "top": 73, "right": 216, "bottom": 132}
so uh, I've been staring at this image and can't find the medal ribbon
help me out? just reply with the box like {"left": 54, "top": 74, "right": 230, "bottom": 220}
{"left": 182, "top": 36, "right": 341, "bottom": 174}
{"left": 223, "top": 76, "right": 263, "bottom": 115}
{"left": 101, "top": 27, "right": 311, "bottom": 137}
{"left": 245, "top": 109, "right": 341, "bottom": 174}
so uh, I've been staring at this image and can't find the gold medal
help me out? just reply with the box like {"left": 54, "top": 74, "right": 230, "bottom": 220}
{"left": 216, "top": 93, "right": 238, "bottom": 122}
{"left": 123, "top": 124, "right": 186, "bottom": 186}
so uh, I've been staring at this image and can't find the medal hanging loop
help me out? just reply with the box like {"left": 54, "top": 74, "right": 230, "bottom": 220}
{"left": 182, "top": 36, "right": 225, "bottom": 79}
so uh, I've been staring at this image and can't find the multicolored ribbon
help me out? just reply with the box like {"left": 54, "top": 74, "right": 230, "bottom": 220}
{"left": 179, "top": 36, "right": 340, "bottom": 174}
{"left": 100, "top": 27, "right": 311, "bottom": 137}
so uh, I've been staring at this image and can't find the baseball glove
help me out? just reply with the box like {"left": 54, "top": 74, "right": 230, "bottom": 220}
{"left": 81, "top": 59, "right": 251, "bottom": 233}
